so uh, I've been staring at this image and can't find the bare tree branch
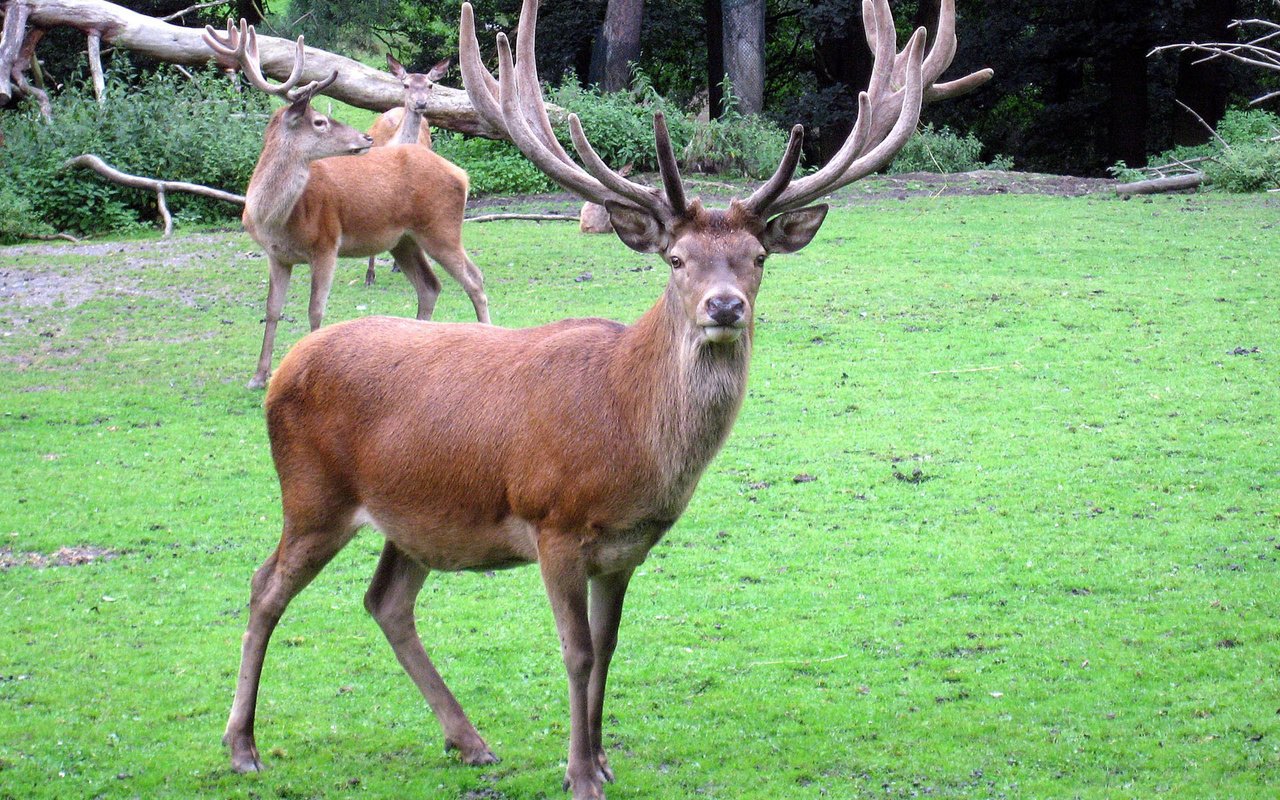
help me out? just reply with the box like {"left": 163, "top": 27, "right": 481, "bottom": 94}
{"left": 5, "top": 0, "right": 508, "bottom": 137}
{"left": 63, "top": 153, "right": 245, "bottom": 237}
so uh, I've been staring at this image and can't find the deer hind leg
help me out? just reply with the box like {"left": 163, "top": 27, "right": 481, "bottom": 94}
{"left": 363, "top": 542, "right": 497, "bottom": 764}
{"left": 249, "top": 257, "right": 294, "bottom": 390}
{"left": 411, "top": 232, "right": 490, "bottom": 324}
{"left": 390, "top": 238, "right": 442, "bottom": 321}
{"left": 224, "top": 501, "right": 359, "bottom": 772}
{"left": 587, "top": 568, "right": 634, "bottom": 784}
{"left": 365, "top": 255, "right": 377, "bottom": 287}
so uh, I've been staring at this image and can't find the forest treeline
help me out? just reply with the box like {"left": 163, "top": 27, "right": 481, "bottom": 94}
{"left": 9, "top": 1, "right": 1277, "bottom": 176}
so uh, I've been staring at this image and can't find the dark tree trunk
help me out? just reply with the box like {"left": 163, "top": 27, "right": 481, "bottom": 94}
{"left": 722, "top": 0, "right": 764, "bottom": 113}
{"left": 704, "top": 0, "right": 724, "bottom": 118}
{"left": 1172, "top": 0, "right": 1234, "bottom": 145}
{"left": 1107, "top": 41, "right": 1150, "bottom": 167}
{"left": 811, "top": 17, "right": 872, "bottom": 163}
{"left": 590, "top": 0, "right": 644, "bottom": 92}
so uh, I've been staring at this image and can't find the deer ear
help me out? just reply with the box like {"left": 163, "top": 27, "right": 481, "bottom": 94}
{"left": 762, "top": 204, "right": 828, "bottom": 254}
{"left": 386, "top": 53, "right": 407, "bottom": 79}
{"left": 284, "top": 97, "right": 311, "bottom": 127}
{"left": 427, "top": 59, "right": 451, "bottom": 82}
{"left": 605, "top": 201, "right": 669, "bottom": 254}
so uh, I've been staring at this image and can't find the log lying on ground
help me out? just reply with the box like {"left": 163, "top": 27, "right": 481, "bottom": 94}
{"left": 4, "top": 0, "right": 505, "bottom": 137}
{"left": 1114, "top": 172, "right": 1207, "bottom": 196}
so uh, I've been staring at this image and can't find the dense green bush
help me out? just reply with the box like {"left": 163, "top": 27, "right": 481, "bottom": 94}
{"left": 432, "top": 132, "right": 556, "bottom": 196}
{"left": 888, "top": 123, "right": 1013, "bottom": 174}
{"left": 1110, "top": 107, "right": 1280, "bottom": 193}
{"left": 0, "top": 63, "right": 270, "bottom": 240}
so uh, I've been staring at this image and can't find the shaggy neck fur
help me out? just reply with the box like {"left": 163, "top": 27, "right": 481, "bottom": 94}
{"left": 611, "top": 284, "right": 752, "bottom": 509}
{"left": 244, "top": 113, "right": 314, "bottom": 232}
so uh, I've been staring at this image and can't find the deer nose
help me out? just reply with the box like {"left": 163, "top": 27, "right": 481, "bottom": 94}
{"left": 705, "top": 295, "right": 746, "bottom": 326}
{"left": 361, "top": 133, "right": 374, "bottom": 145}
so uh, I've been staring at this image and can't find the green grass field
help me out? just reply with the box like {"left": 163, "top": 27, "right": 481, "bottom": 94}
{"left": 1, "top": 192, "right": 1277, "bottom": 798}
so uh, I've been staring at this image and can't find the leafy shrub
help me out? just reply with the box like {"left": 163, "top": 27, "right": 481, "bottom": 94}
{"left": 888, "top": 123, "right": 1012, "bottom": 174}
{"left": 548, "top": 75, "right": 695, "bottom": 173}
{"left": 682, "top": 82, "right": 789, "bottom": 179}
{"left": 1110, "top": 108, "right": 1280, "bottom": 192}
{"left": 433, "top": 132, "right": 556, "bottom": 196}
{"left": 0, "top": 62, "right": 270, "bottom": 237}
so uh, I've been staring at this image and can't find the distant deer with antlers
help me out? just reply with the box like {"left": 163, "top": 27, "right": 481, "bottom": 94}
{"left": 202, "top": 23, "right": 489, "bottom": 389}
{"left": 363, "top": 54, "right": 451, "bottom": 286}
{"left": 217, "top": 1, "right": 990, "bottom": 797}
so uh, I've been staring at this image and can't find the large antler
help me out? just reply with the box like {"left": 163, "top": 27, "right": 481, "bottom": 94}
{"left": 461, "top": 0, "right": 690, "bottom": 221}
{"left": 203, "top": 19, "right": 337, "bottom": 104}
{"left": 747, "top": 0, "right": 992, "bottom": 216}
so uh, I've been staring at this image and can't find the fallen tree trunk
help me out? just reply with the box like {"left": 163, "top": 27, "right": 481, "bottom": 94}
{"left": 1114, "top": 172, "right": 1207, "bottom": 196}
{"left": 3, "top": 0, "right": 505, "bottom": 137}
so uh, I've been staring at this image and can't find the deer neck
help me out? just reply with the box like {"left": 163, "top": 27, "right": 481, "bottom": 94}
{"left": 393, "top": 107, "right": 423, "bottom": 145}
{"left": 244, "top": 134, "right": 314, "bottom": 232}
{"left": 612, "top": 286, "right": 753, "bottom": 503}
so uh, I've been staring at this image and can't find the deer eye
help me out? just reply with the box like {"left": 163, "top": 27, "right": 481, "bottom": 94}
{"left": 755, "top": 254, "right": 767, "bottom": 268}
{"left": 669, "top": 256, "right": 683, "bottom": 269}
{"left": 313, "top": 117, "right": 328, "bottom": 130}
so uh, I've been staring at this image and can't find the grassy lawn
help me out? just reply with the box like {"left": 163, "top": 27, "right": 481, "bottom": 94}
{"left": 1, "top": 192, "right": 1276, "bottom": 799}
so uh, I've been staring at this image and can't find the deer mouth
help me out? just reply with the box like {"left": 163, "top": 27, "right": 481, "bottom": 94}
{"left": 700, "top": 323, "right": 745, "bottom": 344}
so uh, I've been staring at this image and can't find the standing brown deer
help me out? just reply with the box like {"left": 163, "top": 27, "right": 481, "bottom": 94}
{"left": 363, "top": 54, "right": 451, "bottom": 286}
{"left": 202, "top": 22, "right": 490, "bottom": 389}
{"left": 218, "top": 1, "right": 990, "bottom": 797}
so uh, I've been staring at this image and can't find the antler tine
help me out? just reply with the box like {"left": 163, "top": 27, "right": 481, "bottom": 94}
{"left": 459, "top": 3, "right": 505, "bottom": 129}
{"left": 203, "top": 19, "right": 315, "bottom": 102}
{"left": 568, "top": 115, "right": 669, "bottom": 215}
{"left": 743, "top": 124, "right": 804, "bottom": 216}
{"left": 756, "top": 0, "right": 991, "bottom": 217}
{"left": 653, "top": 112, "right": 688, "bottom": 216}
{"left": 513, "top": 0, "right": 672, "bottom": 219}
{"left": 465, "top": 0, "right": 679, "bottom": 219}
{"left": 495, "top": 33, "right": 612, "bottom": 204}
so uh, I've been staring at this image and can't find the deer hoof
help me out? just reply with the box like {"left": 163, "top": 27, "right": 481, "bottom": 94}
{"left": 445, "top": 734, "right": 498, "bottom": 766}
{"left": 246, "top": 374, "right": 269, "bottom": 390}
{"left": 224, "top": 734, "right": 265, "bottom": 773}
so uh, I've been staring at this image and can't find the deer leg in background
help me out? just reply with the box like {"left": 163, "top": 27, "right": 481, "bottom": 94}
{"left": 390, "top": 238, "right": 443, "bottom": 321}
{"left": 248, "top": 257, "right": 294, "bottom": 390}
{"left": 307, "top": 252, "right": 338, "bottom": 331}
{"left": 224, "top": 505, "right": 359, "bottom": 772}
{"left": 538, "top": 533, "right": 604, "bottom": 799}
{"left": 363, "top": 542, "right": 498, "bottom": 764}
{"left": 411, "top": 232, "right": 490, "bottom": 324}
{"left": 587, "top": 568, "right": 634, "bottom": 783}
{"left": 365, "top": 255, "right": 377, "bottom": 287}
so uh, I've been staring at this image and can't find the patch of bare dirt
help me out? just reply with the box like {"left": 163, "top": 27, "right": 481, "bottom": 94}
{"left": 0, "top": 545, "right": 119, "bottom": 569}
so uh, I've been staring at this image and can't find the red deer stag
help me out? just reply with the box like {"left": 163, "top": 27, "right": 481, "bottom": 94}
{"left": 218, "top": 1, "right": 990, "bottom": 797}
{"left": 363, "top": 54, "right": 451, "bottom": 285}
{"left": 202, "top": 22, "right": 490, "bottom": 389}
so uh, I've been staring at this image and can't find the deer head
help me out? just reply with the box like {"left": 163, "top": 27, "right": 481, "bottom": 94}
{"left": 387, "top": 53, "right": 452, "bottom": 117}
{"left": 459, "top": 0, "right": 991, "bottom": 346}
{"left": 203, "top": 20, "right": 373, "bottom": 162}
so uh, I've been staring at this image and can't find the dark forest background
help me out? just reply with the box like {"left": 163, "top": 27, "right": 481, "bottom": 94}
{"left": 12, "top": 1, "right": 1279, "bottom": 177}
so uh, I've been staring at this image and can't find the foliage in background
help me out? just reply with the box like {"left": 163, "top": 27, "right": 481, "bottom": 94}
{"left": 1110, "top": 107, "right": 1280, "bottom": 193}
{"left": 432, "top": 132, "right": 555, "bottom": 196}
{"left": 888, "top": 123, "right": 1014, "bottom": 174}
{"left": 0, "top": 63, "right": 270, "bottom": 240}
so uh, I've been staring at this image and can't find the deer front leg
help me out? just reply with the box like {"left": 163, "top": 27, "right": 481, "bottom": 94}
{"left": 248, "top": 257, "right": 293, "bottom": 390}
{"left": 588, "top": 568, "right": 633, "bottom": 783}
{"left": 365, "top": 255, "right": 377, "bottom": 287}
{"left": 307, "top": 251, "right": 338, "bottom": 331}
{"left": 538, "top": 533, "right": 606, "bottom": 800}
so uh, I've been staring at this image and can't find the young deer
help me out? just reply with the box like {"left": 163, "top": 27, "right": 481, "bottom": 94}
{"left": 363, "top": 54, "right": 451, "bottom": 286}
{"left": 219, "top": 1, "right": 990, "bottom": 797}
{"left": 202, "top": 22, "right": 490, "bottom": 389}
